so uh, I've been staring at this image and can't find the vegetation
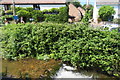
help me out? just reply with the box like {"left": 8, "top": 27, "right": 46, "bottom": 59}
{"left": 98, "top": 5, "right": 115, "bottom": 21}
{"left": 82, "top": 4, "right": 93, "bottom": 23}
{"left": 113, "top": 18, "right": 120, "bottom": 24}
{"left": 0, "top": 23, "right": 120, "bottom": 77}
{"left": 2, "top": 6, "right": 68, "bottom": 23}
{"left": 44, "top": 7, "right": 68, "bottom": 23}
{"left": 32, "top": 10, "right": 44, "bottom": 22}
{"left": 1, "top": 15, "right": 13, "bottom": 23}
{"left": 70, "top": 1, "right": 82, "bottom": 8}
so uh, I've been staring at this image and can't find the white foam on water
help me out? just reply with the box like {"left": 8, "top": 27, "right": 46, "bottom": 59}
{"left": 52, "top": 64, "right": 92, "bottom": 78}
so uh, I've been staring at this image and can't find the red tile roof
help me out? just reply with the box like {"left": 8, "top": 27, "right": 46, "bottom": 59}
{"left": 0, "top": 0, "right": 66, "bottom": 4}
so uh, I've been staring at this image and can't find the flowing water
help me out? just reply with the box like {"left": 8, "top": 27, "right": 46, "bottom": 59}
{"left": 52, "top": 64, "right": 113, "bottom": 79}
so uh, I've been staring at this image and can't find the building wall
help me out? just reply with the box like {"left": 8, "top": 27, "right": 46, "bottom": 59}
{"left": 40, "top": 5, "right": 65, "bottom": 11}
{"left": 3, "top": 4, "right": 66, "bottom": 11}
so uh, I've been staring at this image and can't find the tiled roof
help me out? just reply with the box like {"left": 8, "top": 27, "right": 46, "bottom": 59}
{"left": 96, "top": 0, "right": 120, "bottom": 5}
{"left": 0, "top": 0, "right": 66, "bottom": 4}
{"left": 96, "top": 0, "right": 119, "bottom": 2}
{"left": 97, "top": 2, "right": 120, "bottom": 5}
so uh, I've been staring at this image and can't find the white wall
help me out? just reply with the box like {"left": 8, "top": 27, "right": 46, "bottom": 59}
{"left": 15, "top": 4, "right": 66, "bottom": 11}
{"left": 40, "top": 5, "right": 66, "bottom": 11}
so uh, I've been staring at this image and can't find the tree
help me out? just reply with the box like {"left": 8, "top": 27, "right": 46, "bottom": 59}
{"left": 82, "top": 4, "right": 93, "bottom": 23}
{"left": 98, "top": 5, "right": 115, "bottom": 21}
{"left": 68, "top": 0, "right": 82, "bottom": 8}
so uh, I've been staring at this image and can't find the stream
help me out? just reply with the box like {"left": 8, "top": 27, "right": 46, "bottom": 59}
{"left": 1, "top": 59, "right": 116, "bottom": 79}
{"left": 52, "top": 64, "right": 113, "bottom": 79}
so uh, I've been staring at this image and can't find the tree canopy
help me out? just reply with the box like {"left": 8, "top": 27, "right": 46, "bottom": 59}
{"left": 98, "top": 5, "right": 115, "bottom": 21}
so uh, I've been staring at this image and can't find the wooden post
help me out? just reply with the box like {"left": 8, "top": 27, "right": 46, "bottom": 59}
{"left": 12, "top": 0, "right": 15, "bottom": 16}
{"left": 13, "top": 0, "right": 17, "bottom": 24}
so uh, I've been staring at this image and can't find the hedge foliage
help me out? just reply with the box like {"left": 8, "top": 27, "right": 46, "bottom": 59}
{"left": 98, "top": 5, "right": 115, "bottom": 21}
{"left": 0, "top": 23, "right": 120, "bottom": 77}
{"left": 32, "top": 10, "right": 44, "bottom": 22}
{"left": 15, "top": 6, "right": 68, "bottom": 23}
{"left": 44, "top": 7, "right": 68, "bottom": 23}
{"left": 2, "top": 6, "right": 68, "bottom": 23}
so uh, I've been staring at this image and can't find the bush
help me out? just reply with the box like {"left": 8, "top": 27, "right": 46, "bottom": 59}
{"left": 15, "top": 6, "right": 68, "bottom": 23}
{"left": 48, "top": 8, "right": 59, "bottom": 12}
{"left": 15, "top": 7, "right": 25, "bottom": 12}
{"left": 98, "top": 6, "right": 115, "bottom": 21}
{"left": 82, "top": 4, "right": 93, "bottom": 23}
{"left": 5, "top": 10, "right": 13, "bottom": 15}
{"left": 31, "top": 10, "right": 44, "bottom": 22}
{"left": 1, "top": 23, "right": 120, "bottom": 77}
{"left": 58, "top": 7, "right": 68, "bottom": 22}
{"left": 44, "top": 6, "right": 68, "bottom": 23}
{"left": 44, "top": 14, "right": 59, "bottom": 22}
{"left": 17, "top": 10, "right": 30, "bottom": 22}
{"left": 1, "top": 15, "right": 13, "bottom": 23}
{"left": 17, "top": 10, "right": 30, "bottom": 17}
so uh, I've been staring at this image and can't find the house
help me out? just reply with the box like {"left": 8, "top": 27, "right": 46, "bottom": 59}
{"left": 0, "top": 0, "right": 66, "bottom": 11}
{"left": 93, "top": 0, "right": 120, "bottom": 23}
{"left": 0, "top": 0, "right": 85, "bottom": 22}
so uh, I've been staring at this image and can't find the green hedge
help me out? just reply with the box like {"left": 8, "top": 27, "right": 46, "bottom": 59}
{"left": 32, "top": 10, "right": 44, "bottom": 22}
{"left": 15, "top": 6, "right": 68, "bottom": 23}
{"left": 1, "top": 23, "right": 120, "bottom": 77}
{"left": 44, "top": 6, "right": 68, "bottom": 23}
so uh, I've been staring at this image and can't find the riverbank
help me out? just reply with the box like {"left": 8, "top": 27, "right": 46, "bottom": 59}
{"left": 1, "top": 58, "right": 118, "bottom": 79}
{"left": 2, "top": 59, "right": 61, "bottom": 78}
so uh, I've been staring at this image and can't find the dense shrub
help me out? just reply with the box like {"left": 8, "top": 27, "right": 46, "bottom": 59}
{"left": 58, "top": 7, "right": 68, "bottom": 23}
{"left": 44, "top": 14, "right": 59, "bottom": 22}
{"left": 5, "top": 10, "right": 13, "bottom": 14}
{"left": 82, "top": 4, "right": 93, "bottom": 23}
{"left": 15, "top": 6, "right": 68, "bottom": 23}
{"left": 17, "top": 10, "right": 30, "bottom": 22}
{"left": 15, "top": 7, "right": 25, "bottom": 12}
{"left": 17, "top": 10, "right": 30, "bottom": 18}
{"left": 25, "top": 7, "right": 34, "bottom": 18}
{"left": 1, "top": 15, "right": 13, "bottom": 23}
{"left": 98, "top": 5, "right": 115, "bottom": 21}
{"left": 1, "top": 23, "right": 120, "bottom": 77}
{"left": 25, "top": 7, "right": 34, "bottom": 12}
{"left": 48, "top": 8, "right": 59, "bottom": 13}
{"left": 31, "top": 10, "right": 44, "bottom": 22}
{"left": 44, "top": 6, "right": 68, "bottom": 23}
